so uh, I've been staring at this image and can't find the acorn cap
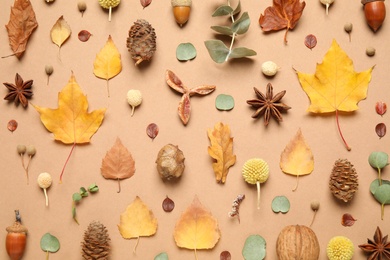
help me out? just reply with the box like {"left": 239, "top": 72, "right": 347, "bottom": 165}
{"left": 171, "top": 0, "right": 192, "bottom": 7}
{"left": 361, "top": 0, "right": 384, "bottom": 4}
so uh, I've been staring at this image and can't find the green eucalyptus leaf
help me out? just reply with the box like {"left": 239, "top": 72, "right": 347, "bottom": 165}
{"left": 216, "top": 94, "right": 234, "bottom": 111}
{"left": 242, "top": 235, "right": 266, "bottom": 260}
{"left": 374, "top": 184, "right": 390, "bottom": 204}
{"left": 370, "top": 179, "right": 390, "bottom": 195}
{"left": 88, "top": 183, "right": 99, "bottom": 193}
{"left": 204, "top": 40, "right": 229, "bottom": 63}
{"left": 211, "top": 25, "right": 233, "bottom": 36}
{"left": 229, "top": 47, "right": 256, "bottom": 59}
{"left": 176, "top": 43, "right": 197, "bottom": 61}
{"left": 212, "top": 5, "right": 233, "bottom": 17}
{"left": 154, "top": 252, "right": 169, "bottom": 260}
{"left": 80, "top": 187, "right": 88, "bottom": 197}
{"left": 72, "top": 193, "right": 82, "bottom": 202}
{"left": 271, "top": 196, "right": 290, "bottom": 213}
{"left": 232, "top": 12, "right": 250, "bottom": 35}
{"left": 40, "top": 233, "right": 60, "bottom": 253}
{"left": 369, "top": 152, "right": 389, "bottom": 170}
{"left": 233, "top": 0, "right": 241, "bottom": 15}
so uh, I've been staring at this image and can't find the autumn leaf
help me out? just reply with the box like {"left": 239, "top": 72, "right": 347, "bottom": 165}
{"left": 280, "top": 128, "right": 314, "bottom": 191}
{"left": 5, "top": 0, "right": 38, "bottom": 58}
{"left": 207, "top": 122, "right": 236, "bottom": 184}
{"left": 174, "top": 195, "right": 220, "bottom": 259}
{"left": 259, "top": 0, "right": 306, "bottom": 43}
{"left": 118, "top": 196, "right": 157, "bottom": 253}
{"left": 34, "top": 72, "right": 106, "bottom": 182}
{"left": 50, "top": 16, "right": 71, "bottom": 57}
{"left": 93, "top": 35, "right": 122, "bottom": 97}
{"left": 295, "top": 39, "right": 374, "bottom": 151}
{"left": 101, "top": 137, "right": 135, "bottom": 193}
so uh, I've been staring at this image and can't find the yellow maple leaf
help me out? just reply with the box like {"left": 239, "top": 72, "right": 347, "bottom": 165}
{"left": 296, "top": 39, "right": 374, "bottom": 151}
{"left": 207, "top": 122, "right": 236, "bottom": 184}
{"left": 280, "top": 128, "right": 314, "bottom": 191}
{"left": 174, "top": 195, "right": 220, "bottom": 259}
{"left": 34, "top": 72, "right": 106, "bottom": 181}
{"left": 118, "top": 196, "right": 157, "bottom": 252}
{"left": 93, "top": 35, "right": 122, "bottom": 97}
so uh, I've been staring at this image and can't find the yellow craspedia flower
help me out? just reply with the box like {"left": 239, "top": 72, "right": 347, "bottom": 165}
{"left": 326, "top": 236, "right": 354, "bottom": 260}
{"left": 242, "top": 158, "right": 269, "bottom": 184}
{"left": 98, "top": 0, "right": 120, "bottom": 9}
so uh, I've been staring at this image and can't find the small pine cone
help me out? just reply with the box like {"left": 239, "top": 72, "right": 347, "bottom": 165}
{"left": 329, "top": 159, "right": 358, "bottom": 202}
{"left": 127, "top": 19, "right": 156, "bottom": 65}
{"left": 81, "top": 221, "right": 111, "bottom": 260}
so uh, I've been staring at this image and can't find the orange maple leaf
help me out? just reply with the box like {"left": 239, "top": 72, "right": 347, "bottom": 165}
{"left": 34, "top": 72, "right": 106, "bottom": 182}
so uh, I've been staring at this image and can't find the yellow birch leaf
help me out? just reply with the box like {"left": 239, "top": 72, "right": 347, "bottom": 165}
{"left": 295, "top": 39, "right": 374, "bottom": 151}
{"left": 174, "top": 195, "right": 220, "bottom": 257}
{"left": 50, "top": 15, "right": 71, "bottom": 48}
{"left": 280, "top": 128, "right": 314, "bottom": 191}
{"left": 118, "top": 196, "right": 157, "bottom": 252}
{"left": 207, "top": 122, "right": 236, "bottom": 184}
{"left": 93, "top": 35, "right": 122, "bottom": 97}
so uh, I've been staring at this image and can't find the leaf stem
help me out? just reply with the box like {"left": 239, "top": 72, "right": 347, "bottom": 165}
{"left": 256, "top": 181, "right": 261, "bottom": 210}
{"left": 381, "top": 203, "right": 384, "bottom": 220}
{"left": 133, "top": 237, "right": 140, "bottom": 254}
{"left": 335, "top": 110, "right": 351, "bottom": 151}
{"left": 292, "top": 175, "right": 299, "bottom": 192}
{"left": 194, "top": 248, "right": 198, "bottom": 260}
{"left": 378, "top": 168, "right": 382, "bottom": 186}
{"left": 225, "top": 33, "right": 236, "bottom": 62}
{"left": 117, "top": 178, "right": 121, "bottom": 193}
{"left": 309, "top": 210, "right": 317, "bottom": 227}
{"left": 106, "top": 79, "right": 110, "bottom": 98}
{"left": 60, "top": 142, "right": 76, "bottom": 183}
{"left": 44, "top": 188, "right": 49, "bottom": 207}
{"left": 46, "top": 250, "right": 49, "bottom": 260}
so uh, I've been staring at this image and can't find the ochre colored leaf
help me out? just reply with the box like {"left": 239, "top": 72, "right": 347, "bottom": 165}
{"left": 118, "top": 196, "right": 157, "bottom": 239}
{"left": 207, "top": 122, "right": 236, "bottom": 184}
{"left": 5, "top": 0, "right": 38, "bottom": 58}
{"left": 93, "top": 35, "right": 122, "bottom": 81}
{"left": 174, "top": 196, "right": 220, "bottom": 252}
{"left": 50, "top": 16, "right": 71, "bottom": 48}
{"left": 33, "top": 72, "right": 106, "bottom": 144}
{"left": 259, "top": 0, "right": 306, "bottom": 43}
{"left": 101, "top": 137, "right": 135, "bottom": 192}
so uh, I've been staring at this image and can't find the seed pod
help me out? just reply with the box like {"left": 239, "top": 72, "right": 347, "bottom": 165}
{"left": 6, "top": 210, "right": 28, "bottom": 260}
{"left": 361, "top": 0, "right": 386, "bottom": 32}
{"left": 156, "top": 144, "right": 185, "bottom": 181}
{"left": 329, "top": 159, "right": 359, "bottom": 202}
{"left": 171, "top": 0, "right": 192, "bottom": 26}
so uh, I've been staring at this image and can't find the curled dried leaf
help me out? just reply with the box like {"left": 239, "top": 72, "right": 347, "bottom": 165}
{"left": 376, "top": 101, "right": 387, "bottom": 116}
{"left": 78, "top": 30, "right": 92, "bottom": 42}
{"left": 146, "top": 123, "right": 159, "bottom": 140}
{"left": 304, "top": 34, "right": 317, "bottom": 50}
{"left": 375, "top": 123, "right": 386, "bottom": 138}
{"left": 341, "top": 213, "right": 357, "bottom": 227}
{"left": 7, "top": 119, "right": 18, "bottom": 132}
{"left": 162, "top": 196, "right": 175, "bottom": 212}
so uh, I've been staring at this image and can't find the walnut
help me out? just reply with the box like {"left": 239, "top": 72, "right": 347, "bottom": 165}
{"left": 155, "top": 144, "right": 185, "bottom": 181}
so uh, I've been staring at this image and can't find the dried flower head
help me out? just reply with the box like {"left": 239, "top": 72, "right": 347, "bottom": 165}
{"left": 327, "top": 236, "right": 354, "bottom": 260}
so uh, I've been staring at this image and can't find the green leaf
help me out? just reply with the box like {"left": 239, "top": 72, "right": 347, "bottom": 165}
{"left": 176, "top": 43, "right": 197, "bottom": 61}
{"left": 216, "top": 94, "right": 234, "bottom": 111}
{"left": 211, "top": 25, "right": 233, "bottom": 36}
{"left": 40, "top": 233, "right": 60, "bottom": 253}
{"left": 271, "top": 196, "right": 290, "bottom": 213}
{"left": 204, "top": 40, "right": 229, "bottom": 63}
{"left": 232, "top": 12, "right": 250, "bottom": 35}
{"left": 80, "top": 187, "right": 88, "bottom": 197}
{"left": 229, "top": 47, "right": 256, "bottom": 59}
{"left": 154, "top": 252, "right": 169, "bottom": 260}
{"left": 233, "top": 0, "right": 241, "bottom": 15}
{"left": 242, "top": 235, "right": 266, "bottom": 260}
{"left": 374, "top": 183, "right": 390, "bottom": 205}
{"left": 88, "top": 183, "right": 99, "bottom": 193}
{"left": 72, "top": 193, "right": 82, "bottom": 202}
{"left": 369, "top": 152, "right": 389, "bottom": 170}
{"left": 370, "top": 179, "right": 390, "bottom": 195}
{"left": 212, "top": 5, "right": 233, "bottom": 17}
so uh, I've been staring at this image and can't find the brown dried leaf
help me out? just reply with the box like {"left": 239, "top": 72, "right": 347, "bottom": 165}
{"left": 5, "top": 0, "right": 38, "bottom": 58}
{"left": 146, "top": 123, "right": 159, "bottom": 140}
{"left": 376, "top": 101, "right": 387, "bottom": 116}
{"left": 178, "top": 94, "right": 191, "bottom": 125}
{"left": 7, "top": 119, "right": 18, "bottom": 132}
{"left": 304, "top": 34, "right": 317, "bottom": 50}
{"left": 78, "top": 30, "right": 92, "bottom": 42}
{"left": 162, "top": 196, "right": 175, "bottom": 212}
{"left": 376, "top": 123, "right": 386, "bottom": 138}
{"left": 259, "top": 0, "right": 306, "bottom": 43}
{"left": 189, "top": 85, "right": 216, "bottom": 96}
{"left": 341, "top": 213, "right": 357, "bottom": 226}
{"left": 166, "top": 70, "right": 188, "bottom": 94}
{"left": 220, "top": 251, "right": 231, "bottom": 260}
{"left": 140, "top": 0, "right": 151, "bottom": 8}
{"left": 101, "top": 137, "right": 135, "bottom": 192}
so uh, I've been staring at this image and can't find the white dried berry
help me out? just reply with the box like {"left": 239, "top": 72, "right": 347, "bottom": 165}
{"left": 126, "top": 89, "right": 142, "bottom": 116}
{"left": 261, "top": 61, "right": 279, "bottom": 77}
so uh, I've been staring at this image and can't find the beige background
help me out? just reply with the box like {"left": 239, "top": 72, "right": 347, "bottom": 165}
{"left": 1, "top": 0, "right": 389, "bottom": 259}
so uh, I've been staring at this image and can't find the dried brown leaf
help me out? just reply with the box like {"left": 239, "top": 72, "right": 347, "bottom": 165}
{"left": 146, "top": 123, "right": 159, "bottom": 140}
{"left": 376, "top": 123, "right": 386, "bottom": 138}
{"left": 220, "top": 251, "right": 231, "bottom": 260}
{"left": 5, "top": 0, "right": 38, "bottom": 58}
{"left": 341, "top": 213, "right": 357, "bottom": 226}
{"left": 7, "top": 119, "right": 18, "bottom": 132}
{"left": 78, "top": 30, "right": 92, "bottom": 42}
{"left": 140, "top": 0, "right": 151, "bottom": 8}
{"left": 162, "top": 196, "right": 175, "bottom": 212}
{"left": 304, "top": 34, "right": 317, "bottom": 50}
{"left": 376, "top": 101, "right": 387, "bottom": 116}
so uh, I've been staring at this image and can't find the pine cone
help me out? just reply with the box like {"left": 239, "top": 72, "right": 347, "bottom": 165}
{"left": 329, "top": 159, "right": 358, "bottom": 202}
{"left": 127, "top": 19, "right": 156, "bottom": 65}
{"left": 81, "top": 221, "right": 111, "bottom": 260}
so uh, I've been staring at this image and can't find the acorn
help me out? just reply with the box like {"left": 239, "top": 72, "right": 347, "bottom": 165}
{"left": 171, "top": 0, "right": 192, "bottom": 27}
{"left": 6, "top": 210, "right": 28, "bottom": 260}
{"left": 361, "top": 0, "right": 386, "bottom": 32}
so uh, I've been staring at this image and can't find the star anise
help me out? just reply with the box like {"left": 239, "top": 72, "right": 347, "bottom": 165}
{"left": 3, "top": 73, "right": 33, "bottom": 108}
{"left": 359, "top": 226, "right": 390, "bottom": 260}
{"left": 247, "top": 83, "right": 291, "bottom": 126}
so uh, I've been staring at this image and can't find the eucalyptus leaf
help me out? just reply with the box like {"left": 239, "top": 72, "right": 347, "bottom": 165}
{"left": 242, "top": 235, "right": 266, "bottom": 260}
{"left": 88, "top": 183, "right": 99, "bottom": 193}
{"left": 154, "top": 252, "right": 169, "bottom": 260}
{"left": 232, "top": 12, "right": 250, "bottom": 35}
{"left": 233, "top": 0, "right": 241, "bottom": 15}
{"left": 271, "top": 196, "right": 290, "bottom": 213}
{"left": 80, "top": 187, "right": 88, "bottom": 197}
{"left": 204, "top": 40, "right": 229, "bottom": 63}
{"left": 212, "top": 5, "right": 234, "bottom": 17}
{"left": 40, "top": 233, "right": 60, "bottom": 253}
{"left": 374, "top": 184, "right": 390, "bottom": 205}
{"left": 211, "top": 25, "right": 233, "bottom": 36}
{"left": 369, "top": 152, "right": 389, "bottom": 170}
{"left": 229, "top": 47, "right": 257, "bottom": 59}
{"left": 370, "top": 179, "right": 390, "bottom": 195}
{"left": 216, "top": 94, "right": 234, "bottom": 111}
{"left": 72, "top": 193, "right": 82, "bottom": 202}
{"left": 176, "top": 43, "right": 197, "bottom": 61}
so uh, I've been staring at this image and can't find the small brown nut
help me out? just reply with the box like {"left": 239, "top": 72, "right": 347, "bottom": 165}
{"left": 366, "top": 46, "right": 376, "bottom": 56}
{"left": 171, "top": 0, "right": 192, "bottom": 26}
{"left": 361, "top": 0, "right": 386, "bottom": 32}
{"left": 156, "top": 144, "right": 185, "bottom": 181}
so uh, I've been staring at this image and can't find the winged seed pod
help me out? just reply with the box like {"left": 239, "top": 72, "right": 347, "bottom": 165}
{"left": 329, "top": 159, "right": 358, "bottom": 202}
{"left": 127, "top": 19, "right": 157, "bottom": 65}
{"left": 81, "top": 221, "right": 110, "bottom": 259}
{"left": 242, "top": 158, "right": 269, "bottom": 209}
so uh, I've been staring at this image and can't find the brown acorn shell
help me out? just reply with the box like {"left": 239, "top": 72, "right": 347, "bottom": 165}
{"left": 362, "top": 0, "right": 386, "bottom": 32}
